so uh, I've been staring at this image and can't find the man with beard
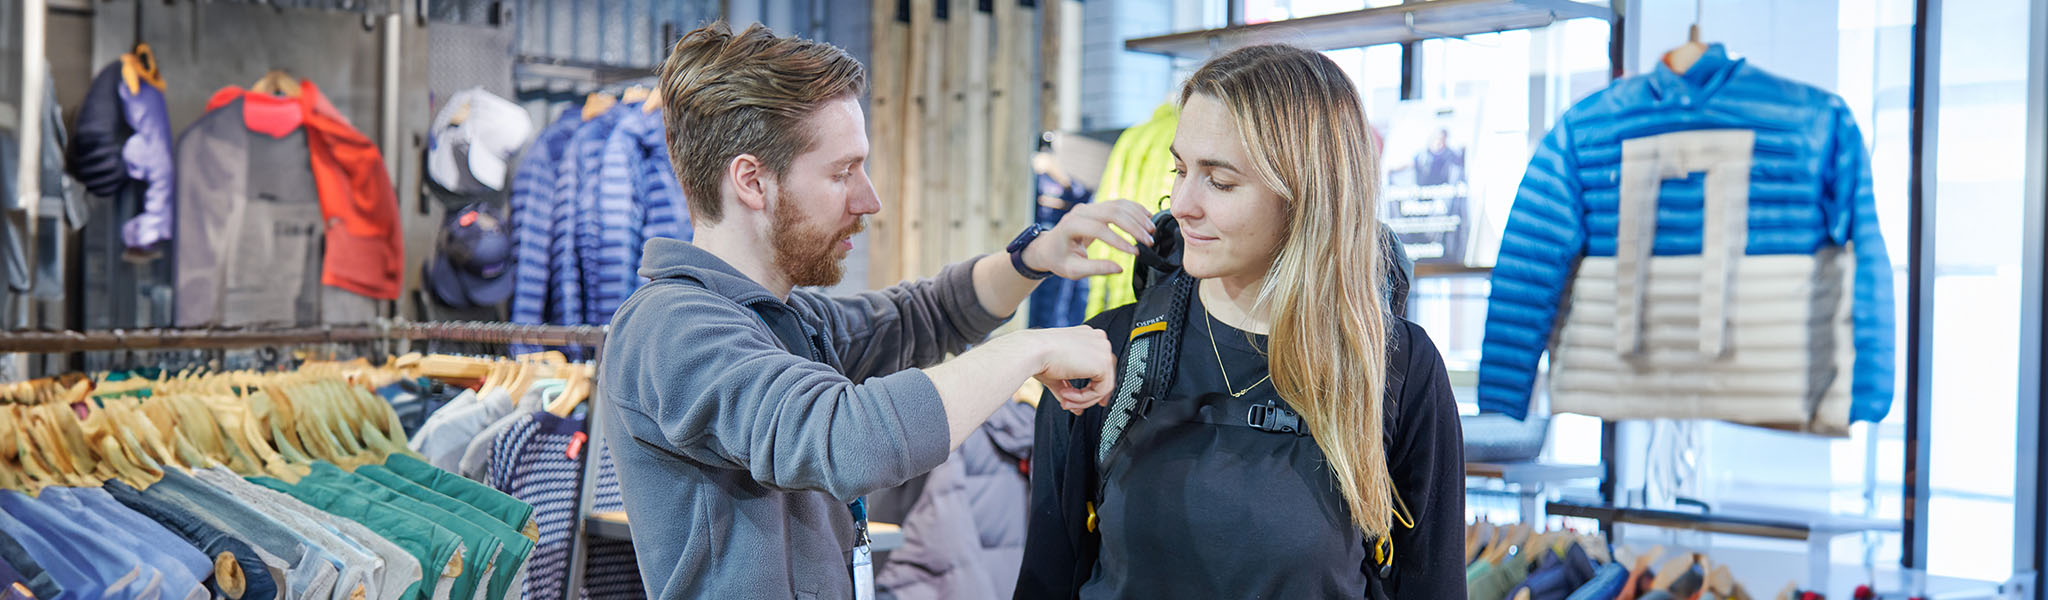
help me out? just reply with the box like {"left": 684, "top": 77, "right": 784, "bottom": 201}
{"left": 598, "top": 22, "right": 1150, "bottom": 599}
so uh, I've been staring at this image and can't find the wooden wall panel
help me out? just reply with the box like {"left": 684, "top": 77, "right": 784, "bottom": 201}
{"left": 866, "top": 0, "right": 910, "bottom": 288}
{"left": 867, "top": 0, "right": 1054, "bottom": 286}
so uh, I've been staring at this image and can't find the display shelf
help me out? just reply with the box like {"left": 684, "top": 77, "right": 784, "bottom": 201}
{"left": 1466, "top": 460, "right": 1601, "bottom": 485}
{"left": 585, "top": 511, "right": 907, "bottom": 552}
{"left": 1548, "top": 498, "right": 1901, "bottom": 591}
{"left": 1465, "top": 460, "right": 1601, "bottom": 522}
{"left": 1546, "top": 499, "right": 1900, "bottom": 540}
{"left": 1415, "top": 263, "right": 1494, "bottom": 278}
{"left": 1123, "top": 0, "right": 1613, "bottom": 59}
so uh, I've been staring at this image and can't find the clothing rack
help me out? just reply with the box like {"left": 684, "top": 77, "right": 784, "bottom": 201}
{"left": 0, "top": 320, "right": 609, "bottom": 352}
{"left": 0, "top": 319, "right": 614, "bottom": 596}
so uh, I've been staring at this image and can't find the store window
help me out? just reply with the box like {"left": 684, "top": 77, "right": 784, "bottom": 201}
{"left": 1275, "top": 0, "right": 2028, "bottom": 589}
{"left": 1401, "top": 18, "right": 1613, "bottom": 376}
{"left": 1924, "top": 0, "right": 2034, "bottom": 583}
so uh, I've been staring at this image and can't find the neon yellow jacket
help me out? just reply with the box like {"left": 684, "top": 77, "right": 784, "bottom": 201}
{"left": 1085, "top": 102, "right": 1179, "bottom": 317}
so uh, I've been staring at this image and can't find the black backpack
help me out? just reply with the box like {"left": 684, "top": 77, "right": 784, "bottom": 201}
{"left": 1084, "top": 212, "right": 1418, "bottom": 584}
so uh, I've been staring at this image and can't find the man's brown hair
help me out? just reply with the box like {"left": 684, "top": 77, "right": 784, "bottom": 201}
{"left": 658, "top": 21, "right": 867, "bottom": 225}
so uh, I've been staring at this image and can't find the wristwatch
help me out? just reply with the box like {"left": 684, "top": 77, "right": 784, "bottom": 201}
{"left": 1006, "top": 224, "right": 1055, "bottom": 280}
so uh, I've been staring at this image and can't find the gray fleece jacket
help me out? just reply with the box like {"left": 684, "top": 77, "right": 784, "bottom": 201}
{"left": 599, "top": 238, "right": 1008, "bottom": 599}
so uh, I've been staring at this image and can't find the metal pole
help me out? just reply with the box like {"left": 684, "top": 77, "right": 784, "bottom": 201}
{"left": 16, "top": 0, "right": 46, "bottom": 332}
{"left": 1902, "top": 0, "right": 1938, "bottom": 579}
{"left": 2016, "top": 0, "right": 2048, "bottom": 595}
{"left": 382, "top": 4, "right": 404, "bottom": 185}
{"left": 0, "top": 322, "right": 606, "bottom": 353}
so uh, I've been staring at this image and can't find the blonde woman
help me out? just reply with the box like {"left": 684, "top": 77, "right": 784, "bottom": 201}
{"left": 1016, "top": 45, "right": 1465, "bottom": 598}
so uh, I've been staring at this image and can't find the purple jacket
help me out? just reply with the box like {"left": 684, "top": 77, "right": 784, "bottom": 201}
{"left": 69, "top": 61, "right": 176, "bottom": 251}
{"left": 118, "top": 75, "right": 176, "bottom": 251}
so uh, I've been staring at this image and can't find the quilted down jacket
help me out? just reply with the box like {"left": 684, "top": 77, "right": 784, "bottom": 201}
{"left": 1478, "top": 44, "right": 1894, "bottom": 431}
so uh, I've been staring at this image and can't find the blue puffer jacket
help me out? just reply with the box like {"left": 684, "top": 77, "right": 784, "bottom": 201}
{"left": 1478, "top": 44, "right": 1894, "bottom": 424}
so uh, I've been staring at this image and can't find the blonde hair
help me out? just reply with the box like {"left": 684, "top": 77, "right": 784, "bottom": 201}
{"left": 1181, "top": 45, "right": 1394, "bottom": 538}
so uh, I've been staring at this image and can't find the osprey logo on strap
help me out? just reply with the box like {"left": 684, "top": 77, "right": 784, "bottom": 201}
{"left": 1129, "top": 316, "right": 1167, "bottom": 340}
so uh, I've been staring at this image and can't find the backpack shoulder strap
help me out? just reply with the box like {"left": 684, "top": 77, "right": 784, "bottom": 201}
{"left": 1095, "top": 271, "right": 1193, "bottom": 470}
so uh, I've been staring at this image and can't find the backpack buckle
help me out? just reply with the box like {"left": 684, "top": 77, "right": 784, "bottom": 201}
{"left": 1246, "top": 400, "right": 1305, "bottom": 435}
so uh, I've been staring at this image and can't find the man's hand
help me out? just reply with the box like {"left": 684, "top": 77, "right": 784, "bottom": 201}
{"left": 1022, "top": 199, "right": 1158, "bottom": 280}
{"left": 927, "top": 325, "right": 1118, "bottom": 449}
{"left": 1021, "top": 326, "right": 1117, "bottom": 415}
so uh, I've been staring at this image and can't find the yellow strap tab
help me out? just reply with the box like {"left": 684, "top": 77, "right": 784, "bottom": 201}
{"left": 1085, "top": 501, "right": 1098, "bottom": 533}
{"left": 1129, "top": 321, "right": 1167, "bottom": 340}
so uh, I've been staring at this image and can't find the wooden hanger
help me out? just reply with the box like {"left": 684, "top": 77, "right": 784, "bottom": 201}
{"left": 448, "top": 99, "right": 473, "bottom": 126}
{"left": 1650, "top": 553, "right": 1698, "bottom": 592}
{"left": 644, "top": 87, "right": 664, "bottom": 114}
{"left": 46, "top": 402, "right": 106, "bottom": 480}
{"left": 100, "top": 404, "right": 169, "bottom": 483}
{"left": 1663, "top": 2, "right": 1709, "bottom": 75}
{"left": 1614, "top": 545, "right": 1665, "bottom": 600}
{"left": 25, "top": 405, "right": 96, "bottom": 487}
{"left": 507, "top": 357, "right": 540, "bottom": 409}
{"left": 621, "top": 85, "right": 651, "bottom": 104}
{"left": 137, "top": 398, "right": 214, "bottom": 470}
{"left": 119, "top": 42, "right": 166, "bottom": 94}
{"left": 1576, "top": 531, "right": 1613, "bottom": 565}
{"left": 71, "top": 402, "right": 151, "bottom": 487}
{"left": 545, "top": 365, "right": 593, "bottom": 417}
{"left": 1464, "top": 522, "right": 1485, "bottom": 565}
{"left": 169, "top": 394, "right": 250, "bottom": 473}
{"left": 289, "top": 383, "right": 359, "bottom": 466}
{"left": 583, "top": 92, "right": 617, "bottom": 120}
{"left": 1707, "top": 563, "right": 1751, "bottom": 600}
{"left": 477, "top": 360, "right": 505, "bottom": 396}
{"left": 1470, "top": 521, "right": 1497, "bottom": 565}
{"left": 2, "top": 407, "right": 61, "bottom": 491}
{"left": 344, "top": 383, "right": 416, "bottom": 461}
{"left": 1485, "top": 524, "right": 1527, "bottom": 566}
{"left": 422, "top": 354, "right": 493, "bottom": 382}
{"left": 252, "top": 69, "right": 302, "bottom": 97}
{"left": 1773, "top": 582, "right": 1797, "bottom": 600}
{"left": 0, "top": 409, "right": 26, "bottom": 492}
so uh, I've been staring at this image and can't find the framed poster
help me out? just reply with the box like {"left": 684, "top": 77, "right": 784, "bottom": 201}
{"left": 1377, "top": 99, "right": 1482, "bottom": 266}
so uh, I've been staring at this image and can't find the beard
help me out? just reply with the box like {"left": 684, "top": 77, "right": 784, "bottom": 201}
{"left": 770, "top": 189, "right": 866, "bottom": 288}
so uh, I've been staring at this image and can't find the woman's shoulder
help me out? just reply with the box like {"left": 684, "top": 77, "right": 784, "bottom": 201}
{"left": 1388, "top": 316, "right": 1446, "bottom": 365}
{"left": 1386, "top": 317, "right": 1452, "bottom": 406}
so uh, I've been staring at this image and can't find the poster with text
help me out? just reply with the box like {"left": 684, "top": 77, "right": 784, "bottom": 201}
{"left": 1376, "top": 99, "right": 1482, "bottom": 266}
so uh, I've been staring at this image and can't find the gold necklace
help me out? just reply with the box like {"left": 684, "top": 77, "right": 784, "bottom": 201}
{"left": 1203, "top": 305, "right": 1272, "bottom": 397}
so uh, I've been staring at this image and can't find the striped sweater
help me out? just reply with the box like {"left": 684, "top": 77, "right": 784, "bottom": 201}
{"left": 1477, "top": 44, "right": 1894, "bottom": 429}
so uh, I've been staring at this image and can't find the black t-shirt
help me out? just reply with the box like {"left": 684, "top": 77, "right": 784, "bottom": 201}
{"left": 1018, "top": 289, "right": 1467, "bottom": 600}
{"left": 1081, "top": 292, "right": 1373, "bottom": 598}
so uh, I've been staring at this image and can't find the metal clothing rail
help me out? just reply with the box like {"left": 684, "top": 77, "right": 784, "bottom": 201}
{"left": 0, "top": 318, "right": 616, "bottom": 591}
{"left": 0, "top": 320, "right": 608, "bottom": 352}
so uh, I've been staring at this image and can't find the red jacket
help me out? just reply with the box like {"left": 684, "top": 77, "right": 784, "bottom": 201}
{"left": 205, "top": 82, "right": 402, "bottom": 300}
